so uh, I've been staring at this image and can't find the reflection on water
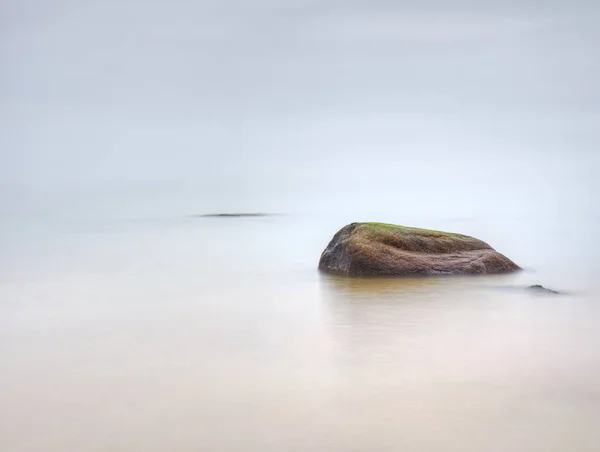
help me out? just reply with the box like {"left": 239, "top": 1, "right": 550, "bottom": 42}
{"left": 319, "top": 271, "right": 600, "bottom": 451}
{"left": 321, "top": 272, "right": 453, "bottom": 296}
{"left": 1, "top": 213, "right": 599, "bottom": 451}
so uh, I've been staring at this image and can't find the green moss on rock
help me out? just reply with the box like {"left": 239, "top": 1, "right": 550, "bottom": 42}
{"left": 318, "top": 222, "right": 520, "bottom": 277}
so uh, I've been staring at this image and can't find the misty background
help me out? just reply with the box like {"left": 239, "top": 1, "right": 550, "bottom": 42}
{"left": 2, "top": 3, "right": 600, "bottom": 451}
{"left": 1, "top": 0, "right": 598, "bottom": 216}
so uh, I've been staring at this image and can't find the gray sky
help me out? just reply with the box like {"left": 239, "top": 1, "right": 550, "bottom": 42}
{"left": 1, "top": 0, "right": 598, "bottom": 185}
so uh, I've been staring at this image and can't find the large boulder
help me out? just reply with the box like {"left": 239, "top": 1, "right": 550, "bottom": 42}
{"left": 318, "top": 222, "right": 520, "bottom": 277}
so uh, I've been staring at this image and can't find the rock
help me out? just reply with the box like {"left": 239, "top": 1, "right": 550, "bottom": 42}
{"left": 527, "top": 285, "right": 560, "bottom": 294}
{"left": 318, "top": 222, "right": 521, "bottom": 277}
{"left": 193, "top": 213, "right": 277, "bottom": 218}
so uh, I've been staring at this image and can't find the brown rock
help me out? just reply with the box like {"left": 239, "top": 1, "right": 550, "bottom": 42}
{"left": 318, "top": 222, "right": 521, "bottom": 277}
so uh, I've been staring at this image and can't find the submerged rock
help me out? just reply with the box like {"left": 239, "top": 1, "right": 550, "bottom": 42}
{"left": 194, "top": 213, "right": 277, "bottom": 218}
{"left": 527, "top": 285, "right": 560, "bottom": 294}
{"left": 318, "top": 222, "right": 521, "bottom": 277}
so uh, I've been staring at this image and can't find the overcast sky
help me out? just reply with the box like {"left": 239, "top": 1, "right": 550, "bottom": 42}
{"left": 1, "top": 0, "right": 598, "bottom": 186}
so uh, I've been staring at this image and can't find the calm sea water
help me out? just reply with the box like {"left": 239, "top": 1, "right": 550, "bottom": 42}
{"left": 1, "top": 182, "right": 599, "bottom": 451}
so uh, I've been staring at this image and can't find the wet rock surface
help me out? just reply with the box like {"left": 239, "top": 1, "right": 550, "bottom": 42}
{"left": 319, "top": 222, "right": 521, "bottom": 277}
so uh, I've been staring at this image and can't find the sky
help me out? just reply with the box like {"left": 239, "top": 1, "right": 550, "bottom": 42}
{"left": 0, "top": 0, "right": 598, "bottom": 188}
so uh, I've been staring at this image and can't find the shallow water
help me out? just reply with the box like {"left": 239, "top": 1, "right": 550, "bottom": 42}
{"left": 1, "top": 194, "right": 599, "bottom": 451}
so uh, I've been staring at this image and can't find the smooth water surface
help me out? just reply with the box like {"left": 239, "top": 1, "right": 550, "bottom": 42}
{"left": 1, "top": 188, "right": 599, "bottom": 452}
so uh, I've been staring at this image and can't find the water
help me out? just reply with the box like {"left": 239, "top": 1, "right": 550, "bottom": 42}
{"left": 1, "top": 184, "right": 599, "bottom": 452}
